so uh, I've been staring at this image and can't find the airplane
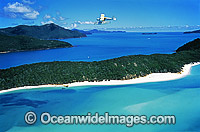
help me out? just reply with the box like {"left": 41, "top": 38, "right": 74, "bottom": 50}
{"left": 95, "top": 14, "right": 116, "bottom": 25}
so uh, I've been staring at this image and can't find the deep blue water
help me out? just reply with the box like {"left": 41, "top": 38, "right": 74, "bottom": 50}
{"left": 0, "top": 32, "right": 199, "bottom": 69}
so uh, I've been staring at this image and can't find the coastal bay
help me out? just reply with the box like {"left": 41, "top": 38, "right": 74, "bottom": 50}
{"left": 0, "top": 37, "right": 200, "bottom": 91}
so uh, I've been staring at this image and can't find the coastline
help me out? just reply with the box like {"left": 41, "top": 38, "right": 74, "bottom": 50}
{"left": 0, "top": 62, "right": 200, "bottom": 94}
{"left": 0, "top": 46, "right": 73, "bottom": 54}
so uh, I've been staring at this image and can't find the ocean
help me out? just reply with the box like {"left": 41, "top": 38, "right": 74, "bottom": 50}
{"left": 0, "top": 32, "right": 199, "bottom": 69}
{"left": 0, "top": 32, "right": 200, "bottom": 131}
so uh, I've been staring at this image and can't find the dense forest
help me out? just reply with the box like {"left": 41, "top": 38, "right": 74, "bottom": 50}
{"left": 0, "top": 23, "right": 86, "bottom": 39}
{"left": 176, "top": 38, "right": 200, "bottom": 52}
{"left": 0, "top": 38, "right": 200, "bottom": 90}
{"left": 0, "top": 33, "right": 72, "bottom": 53}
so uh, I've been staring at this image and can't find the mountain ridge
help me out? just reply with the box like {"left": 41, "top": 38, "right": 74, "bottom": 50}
{"left": 0, "top": 23, "right": 86, "bottom": 39}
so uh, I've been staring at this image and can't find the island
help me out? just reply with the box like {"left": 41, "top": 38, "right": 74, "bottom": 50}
{"left": 184, "top": 29, "right": 200, "bottom": 34}
{"left": 0, "top": 23, "right": 86, "bottom": 39}
{"left": 142, "top": 33, "right": 157, "bottom": 35}
{"left": 72, "top": 29, "right": 126, "bottom": 35}
{"left": 0, "top": 33, "right": 72, "bottom": 53}
{"left": 0, "top": 38, "right": 199, "bottom": 91}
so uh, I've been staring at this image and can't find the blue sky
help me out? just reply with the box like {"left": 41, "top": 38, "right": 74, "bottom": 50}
{"left": 0, "top": 0, "right": 199, "bottom": 31}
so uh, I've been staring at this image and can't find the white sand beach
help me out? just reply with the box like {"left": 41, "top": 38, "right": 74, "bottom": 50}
{"left": 0, "top": 62, "right": 200, "bottom": 94}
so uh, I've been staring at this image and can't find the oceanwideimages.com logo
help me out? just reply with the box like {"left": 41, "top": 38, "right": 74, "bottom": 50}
{"left": 25, "top": 111, "right": 176, "bottom": 127}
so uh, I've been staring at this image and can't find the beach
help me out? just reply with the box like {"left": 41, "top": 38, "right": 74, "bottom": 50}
{"left": 0, "top": 62, "right": 199, "bottom": 94}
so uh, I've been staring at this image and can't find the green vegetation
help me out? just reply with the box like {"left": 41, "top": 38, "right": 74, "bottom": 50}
{"left": 0, "top": 38, "right": 200, "bottom": 90}
{"left": 0, "top": 33, "right": 72, "bottom": 52}
{"left": 0, "top": 23, "right": 86, "bottom": 39}
{"left": 176, "top": 38, "right": 200, "bottom": 52}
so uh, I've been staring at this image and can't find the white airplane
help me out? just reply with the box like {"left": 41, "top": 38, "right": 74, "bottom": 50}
{"left": 95, "top": 14, "right": 116, "bottom": 25}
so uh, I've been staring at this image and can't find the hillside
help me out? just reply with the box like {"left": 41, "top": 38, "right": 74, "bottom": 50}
{"left": 176, "top": 38, "right": 200, "bottom": 52}
{"left": 184, "top": 29, "right": 200, "bottom": 34}
{"left": 0, "top": 23, "right": 86, "bottom": 39}
{"left": 0, "top": 38, "right": 200, "bottom": 90}
{"left": 0, "top": 33, "right": 72, "bottom": 53}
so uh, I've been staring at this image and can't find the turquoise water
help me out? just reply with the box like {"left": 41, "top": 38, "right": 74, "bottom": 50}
{"left": 1, "top": 65, "right": 200, "bottom": 132}
{"left": 0, "top": 32, "right": 199, "bottom": 69}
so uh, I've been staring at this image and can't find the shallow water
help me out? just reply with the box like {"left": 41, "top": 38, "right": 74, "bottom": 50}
{"left": 0, "top": 32, "right": 199, "bottom": 69}
{"left": 1, "top": 65, "right": 200, "bottom": 132}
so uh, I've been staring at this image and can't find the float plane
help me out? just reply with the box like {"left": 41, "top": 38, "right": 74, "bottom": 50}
{"left": 95, "top": 14, "right": 116, "bottom": 25}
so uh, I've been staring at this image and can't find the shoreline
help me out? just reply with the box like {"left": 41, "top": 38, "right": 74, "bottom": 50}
{"left": 0, "top": 46, "right": 73, "bottom": 54}
{"left": 0, "top": 62, "right": 200, "bottom": 94}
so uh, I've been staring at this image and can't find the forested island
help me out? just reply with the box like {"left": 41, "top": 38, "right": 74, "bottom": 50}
{"left": 142, "top": 33, "right": 157, "bottom": 35}
{"left": 0, "top": 23, "right": 88, "bottom": 53}
{"left": 72, "top": 29, "right": 126, "bottom": 34}
{"left": 0, "top": 33, "right": 72, "bottom": 53}
{"left": 0, "top": 38, "right": 200, "bottom": 90}
{"left": 0, "top": 23, "right": 86, "bottom": 39}
{"left": 184, "top": 29, "right": 200, "bottom": 34}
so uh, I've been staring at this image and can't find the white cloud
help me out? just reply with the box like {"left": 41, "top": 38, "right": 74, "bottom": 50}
{"left": 71, "top": 23, "right": 77, "bottom": 28}
{"left": 23, "top": 10, "right": 39, "bottom": 20}
{"left": 3, "top": 2, "right": 39, "bottom": 20}
{"left": 22, "top": 0, "right": 34, "bottom": 4}
{"left": 41, "top": 20, "right": 54, "bottom": 25}
{"left": 52, "top": 17, "right": 56, "bottom": 21}
{"left": 75, "top": 21, "right": 95, "bottom": 25}
{"left": 4, "top": 2, "right": 31, "bottom": 13}
{"left": 59, "top": 16, "right": 65, "bottom": 21}
{"left": 64, "top": 23, "right": 78, "bottom": 29}
{"left": 43, "top": 14, "right": 51, "bottom": 19}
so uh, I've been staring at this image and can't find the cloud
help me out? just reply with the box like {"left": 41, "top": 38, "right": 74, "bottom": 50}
{"left": 63, "top": 20, "right": 95, "bottom": 29}
{"left": 59, "top": 16, "right": 65, "bottom": 21}
{"left": 75, "top": 21, "right": 95, "bottom": 25}
{"left": 41, "top": 20, "right": 54, "bottom": 25}
{"left": 3, "top": 2, "right": 39, "bottom": 20}
{"left": 52, "top": 17, "right": 56, "bottom": 21}
{"left": 22, "top": 0, "right": 35, "bottom": 4}
{"left": 43, "top": 14, "right": 51, "bottom": 19}
{"left": 71, "top": 23, "right": 77, "bottom": 28}
{"left": 4, "top": 2, "right": 31, "bottom": 13}
{"left": 23, "top": 10, "right": 39, "bottom": 20}
{"left": 64, "top": 23, "right": 78, "bottom": 29}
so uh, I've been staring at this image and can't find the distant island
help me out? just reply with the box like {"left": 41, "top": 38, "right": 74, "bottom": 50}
{"left": 0, "top": 23, "right": 86, "bottom": 39}
{"left": 72, "top": 29, "right": 126, "bottom": 35}
{"left": 0, "top": 33, "right": 72, "bottom": 53}
{"left": 0, "top": 38, "right": 200, "bottom": 90}
{"left": 184, "top": 29, "right": 200, "bottom": 34}
{"left": 0, "top": 23, "right": 88, "bottom": 53}
{"left": 142, "top": 33, "right": 157, "bottom": 35}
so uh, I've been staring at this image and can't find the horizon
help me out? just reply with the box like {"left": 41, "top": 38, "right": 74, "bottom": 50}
{"left": 0, "top": 0, "right": 199, "bottom": 31}
{"left": 0, "top": 23, "right": 199, "bottom": 32}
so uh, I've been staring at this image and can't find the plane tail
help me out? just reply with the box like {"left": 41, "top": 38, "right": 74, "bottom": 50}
{"left": 112, "top": 16, "right": 117, "bottom": 21}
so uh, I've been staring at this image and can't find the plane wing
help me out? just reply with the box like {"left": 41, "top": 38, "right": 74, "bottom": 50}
{"left": 105, "top": 17, "right": 113, "bottom": 20}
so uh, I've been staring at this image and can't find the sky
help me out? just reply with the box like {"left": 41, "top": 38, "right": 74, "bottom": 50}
{"left": 0, "top": 0, "right": 200, "bottom": 31}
